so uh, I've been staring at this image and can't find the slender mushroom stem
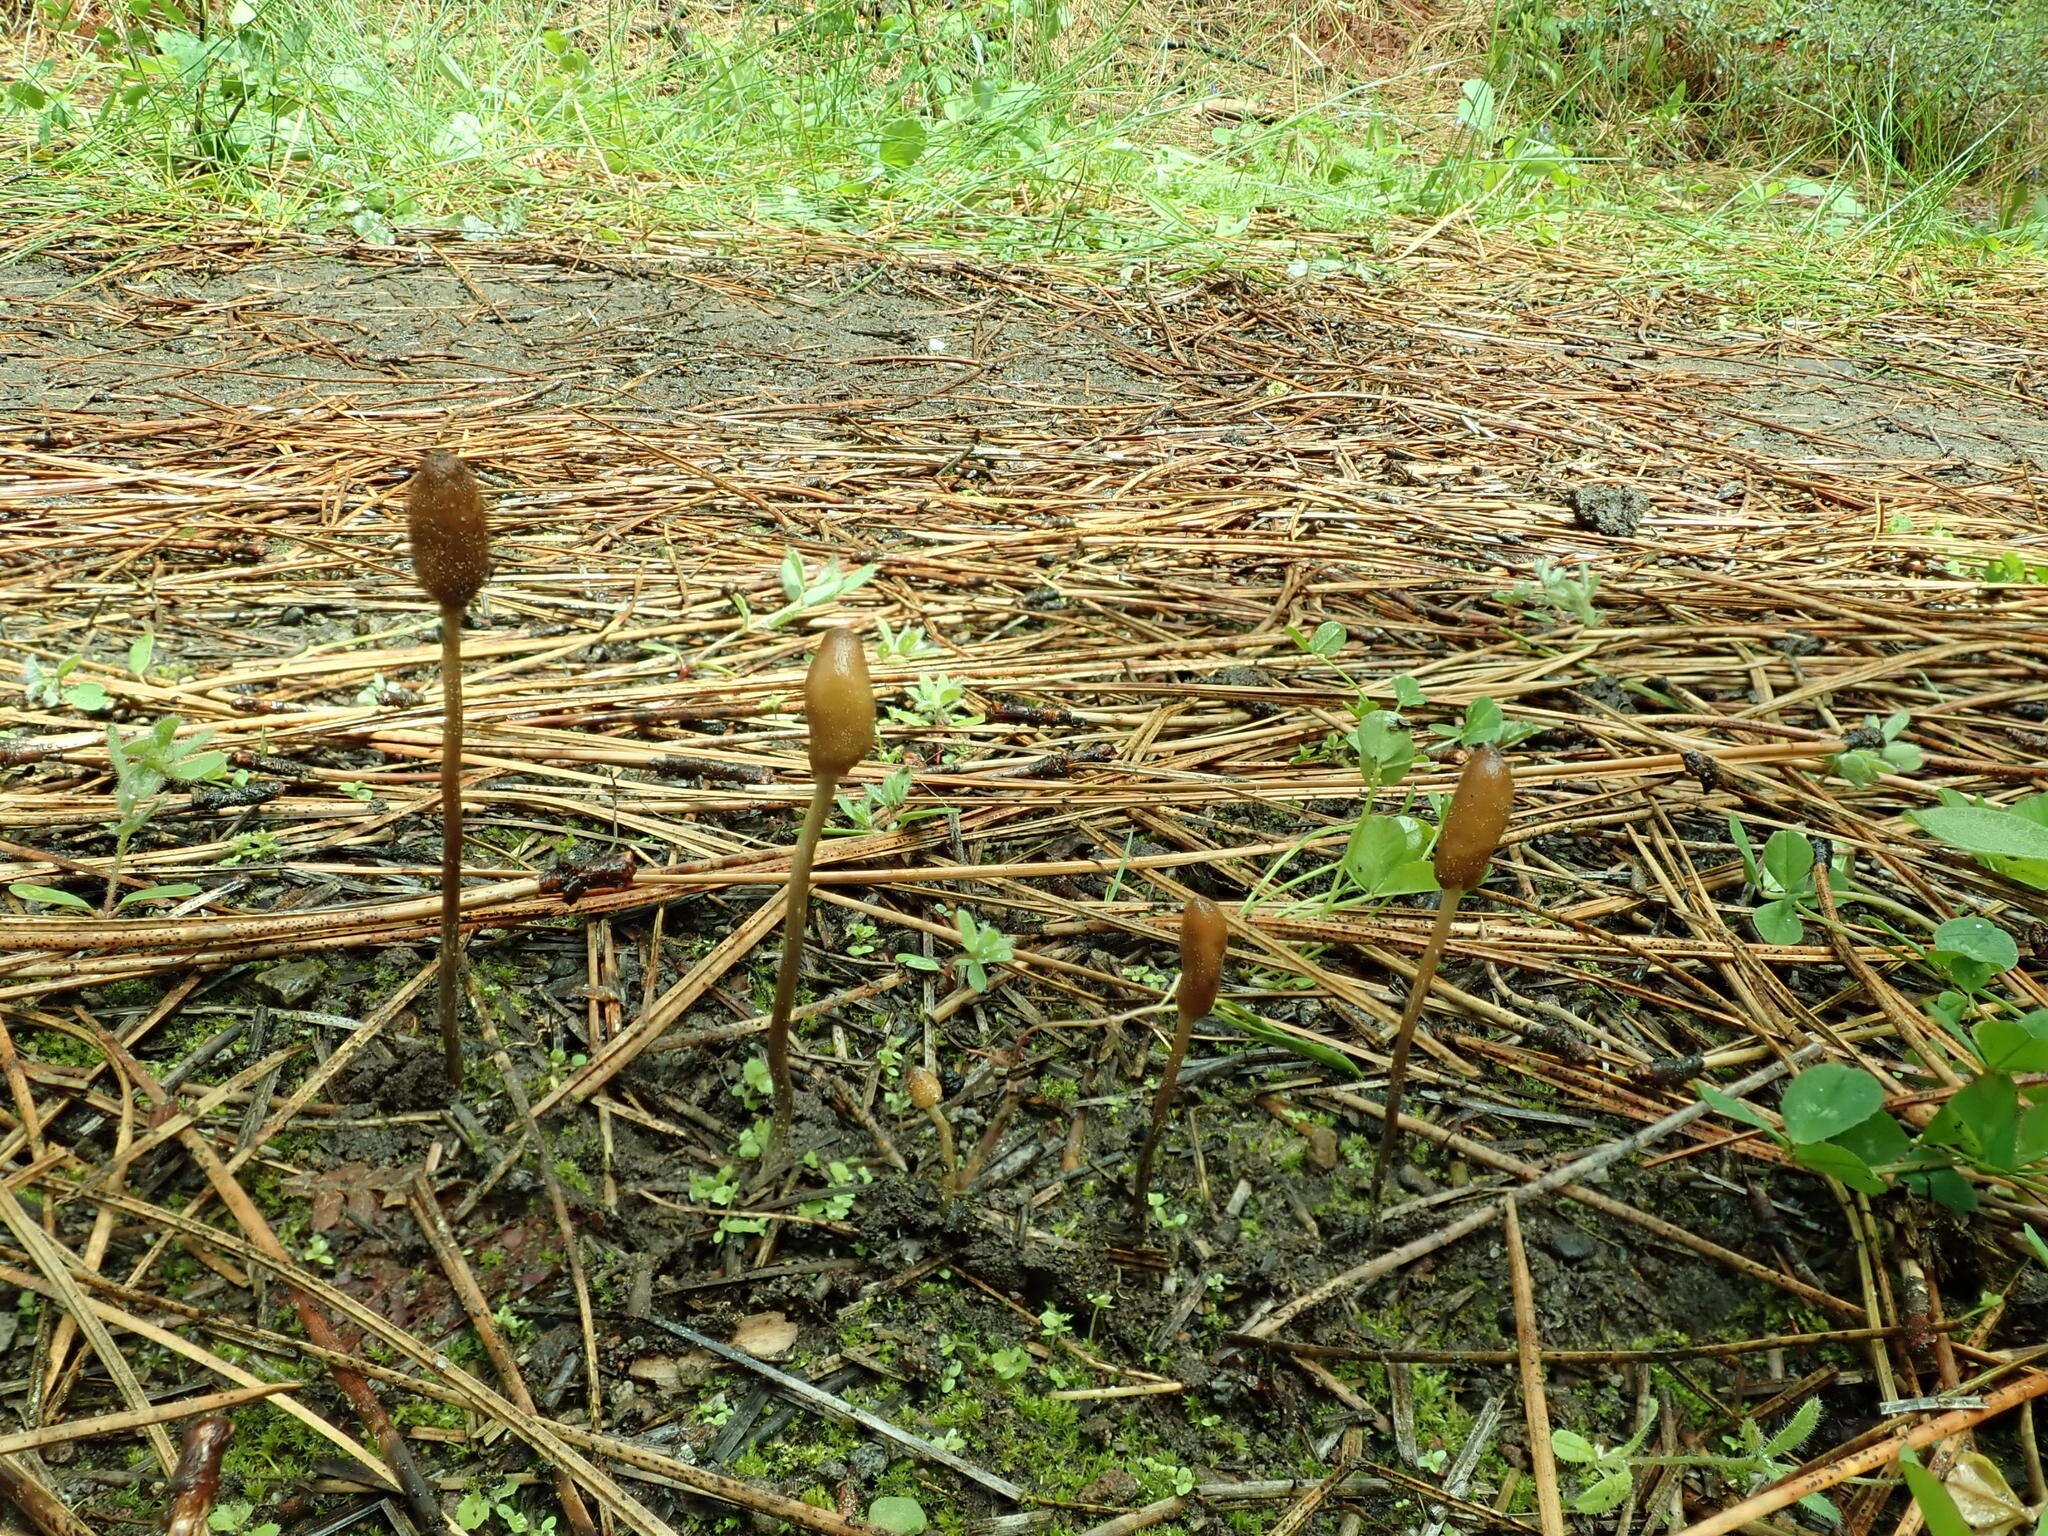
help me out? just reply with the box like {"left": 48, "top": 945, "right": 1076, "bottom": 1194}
{"left": 1365, "top": 890, "right": 1464, "bottom": 1208}
{"left": 1130, "top": 1006, "right": 1196, "bottom": 1227}
{"left": 435, "top": 601, "right": 466, "bottom": 1089}
{"left": 767, "top": 776, "right": 839, "bottom": 1136}
{"left": 1369, "top": 743, "right": 1514, "bottom": 1209}
{"left": 907, "top": 1066, "right": 957, "bottom": 1204}
{"left": 1131, "top": 895, "right": 1229, "bottom": 1229}
{"left": 404, "top": 449, "right": 490, "bottom": 1096}
{"left": 766, "top": 627, "right": 875, "bottom": 1146}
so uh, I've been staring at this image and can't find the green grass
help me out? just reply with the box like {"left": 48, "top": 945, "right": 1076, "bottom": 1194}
{"left": 1486, "top": 0, "right": 2048, "bottom": 217}
{"left": 2, "top": 0, "right": 2044, "bottom": 304}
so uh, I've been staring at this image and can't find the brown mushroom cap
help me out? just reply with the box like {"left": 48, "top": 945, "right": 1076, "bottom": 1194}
{"left": 806, "top": 627, "right": 876, "bottom": 780}
{"left": 1432, "top": 744, "right": 1514, "bottom": 893}
{"left": 407, "top": 450, "right": 490, "bottom": 611}
{"left": 1176, "top": 895, "right": 1228, "bottom": 1024}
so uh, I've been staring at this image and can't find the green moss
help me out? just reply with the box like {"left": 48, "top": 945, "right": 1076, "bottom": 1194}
{"left": 1037, "top": 1073, "right": 1079, "bottom": 1106}
{"left": 396, "top": 1397, "right": 470, "bottom": 1433}
{"left": 220, "top": 1401, "right": 338, "bottom": 1499}
{"left": 553, "top": 1155, "right": 591, "bottom": 1195}
{"left": 23, "top": 1027, "right": 100, "bottom": 1068}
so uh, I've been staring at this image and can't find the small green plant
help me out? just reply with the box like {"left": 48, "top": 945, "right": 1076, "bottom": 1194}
{"left": 102, "top": 716, "right": 229, "bottom": 898}
{"left": 353, "top": 672, "right": 400, "bottom": 706}
{"left": 1701, "top": 920, "right": 2048, "bottom": 1213}
{"left": 873, "top": 618, "right": 940, "bottom": 660}
{"left": 1979, "top": 549, "right": 2048, "bottom": 584}
{"left": 832, "top": 765, "right": 940, "bottom": 833}
{"left": 950, "top": 909, "right": 1014, "bottom": 993}
{"left": 1728, "top": 819, "right": 1823, "bottom": 943}
{"left": 1289, "top": 619, "right": 1352, "bottom": 667}
{"left": 796, "top": 1158, "right": 868, "bottom": 1220}
{"left": 888, "top": 674, "right": 981, "bottom": 729}
{"left": 1261, "top": 808, "right": 1441, "bottom": 914}
{"left": 868, "top": 1496, "right": 928, "bottom": 1535}
{"left": 1348, "top": 710, "right": 1417, "bottom": 788}
{"left": 1334, "top": 813, "right": 1438, "bottom": 902}
{"left": 749, "top": 553, "right": 878, "bottom": 630}
{"left": 689, "top": 1165, "right": 767, "bottom": 1239}
{"left": 13, "top": 878, "right": 198, "bottom": 912}
{"left": 1499, "top": 556, "right": 1601, "bottom": 626}
{"left": 1434, "top": 696, "right": 1543, "bottom": 750}
{"left": 454, "top": 1477, "right": 560, "bottom": 1534}
{"left": 221, "top": 829, "right": 289, "bottom": 866}
{"left": 1830, "top": 711, "right": 1923, "bottom": 785}
{"left": 207, "top": 1501, "right": 282, "bottom": 1536}
{"left": 1725, "top": 816, "right": 1891, "bottom": 944}
{"left": 987, "top": 1345, "right": 1031, "bottom": 1381}
{"left": 21, "top": 653, "right": 109, "bottom": 713}
{"left": 1553, "top": 1400, "right": 1831, "bottom": 1520}
{"left": 1389, "top": 674, "right": 1428, "bottom": 709}
{"left": 1909, "top": 790, "right": 2048, "bottom": 891}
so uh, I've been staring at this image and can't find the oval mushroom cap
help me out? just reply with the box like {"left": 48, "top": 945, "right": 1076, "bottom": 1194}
{"left": 806, "top": 628, "right": 876, "bottom": 780}
{"left": 407, "top": 450, "right": 490, "bottom": 610}
{"left": 1432, "top": 744, "right": 1514, "bottom": 893}
{"left": 1176, "top": 895, "right": 1228, "bottom": 1024}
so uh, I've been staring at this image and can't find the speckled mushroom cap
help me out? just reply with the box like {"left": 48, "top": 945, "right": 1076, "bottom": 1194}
{"left": 407, "top": 450, "right": 490, "bottom": 610}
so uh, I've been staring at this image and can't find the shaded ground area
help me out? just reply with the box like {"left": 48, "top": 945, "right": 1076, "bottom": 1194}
{"left": 0, "top": 235, "right": 2045, "bottom": 1536}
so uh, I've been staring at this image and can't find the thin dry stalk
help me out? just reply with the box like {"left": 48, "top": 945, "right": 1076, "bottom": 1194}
{"left": 1504, "top": 1199, "right": 1567, "bottom": 1536}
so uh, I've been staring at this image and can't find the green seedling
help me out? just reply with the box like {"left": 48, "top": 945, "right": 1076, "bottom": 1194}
{"left": 1370, "top": 743, "right": 1514, "bottom": 1207}
{"left": 831, "top": 764, "right": 942, "bottom": 834}
{"left": 1701, "top": 917, "right": 2048, "bottom": 1214}
{"left": 1979, "top": 549, "right": 2048, "bottom": 585}
{"left": 101, "top": 714, "right": 229, "bottom": 909}
{"left": 907, "top": 1064, "right": 957, "bottom": 1204}
{"left": 406, "top": 449, "right": 492, "bottom": 1093}
{"left": 1908, "top": 789, "right": 2048, "bottom": 892}
{"left": 951, "top": 908, "right": 1014, "bottom": 992}
{"left": 888, "top": 673, "right": 981, "bottom": 730}
{"left": 1432, "top": 695, "right": 1542, "bottom": 750}
{"left": 1499, "top": 556, "right": 1601, "bottom": 627}
{"left": 767, "top": 627, "right": 876, "bottom": 1140}
{"left": 21, "top": 653, "right": 109, "bottom": 713}
{"left": 1829, "top": 710, "right": 1923, "bottom": 785}
{"left": 1130, "top": 895, "right": 1228, "bottom": 1228}
{"left": 873, "top": 618, "right": 939, "bottom": 660}
{"left": 749, "top": 552, "right": 878, "bottom": 630}
{"left": 1725, "top": 816, "right": 1918, "bottom": 942}
{"left": 1553, "top": 1399, "right": 1831, "bottom": 1520}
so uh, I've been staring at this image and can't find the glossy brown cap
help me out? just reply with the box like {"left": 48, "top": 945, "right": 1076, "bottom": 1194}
{"left": 407, "top": 450, "right": 490, "bottom": 611}
{"left": 906, "top": 1065, "right": 942, "bottom": 1111}
{"left": 1432, "top": 743, "right": 1514, "bottom": 892}
{"left": 1176, "top": 895, "right": 1228, "bottom": 1024}
{"left": 806, "top": 628, "right": 875, "bottom": 780}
